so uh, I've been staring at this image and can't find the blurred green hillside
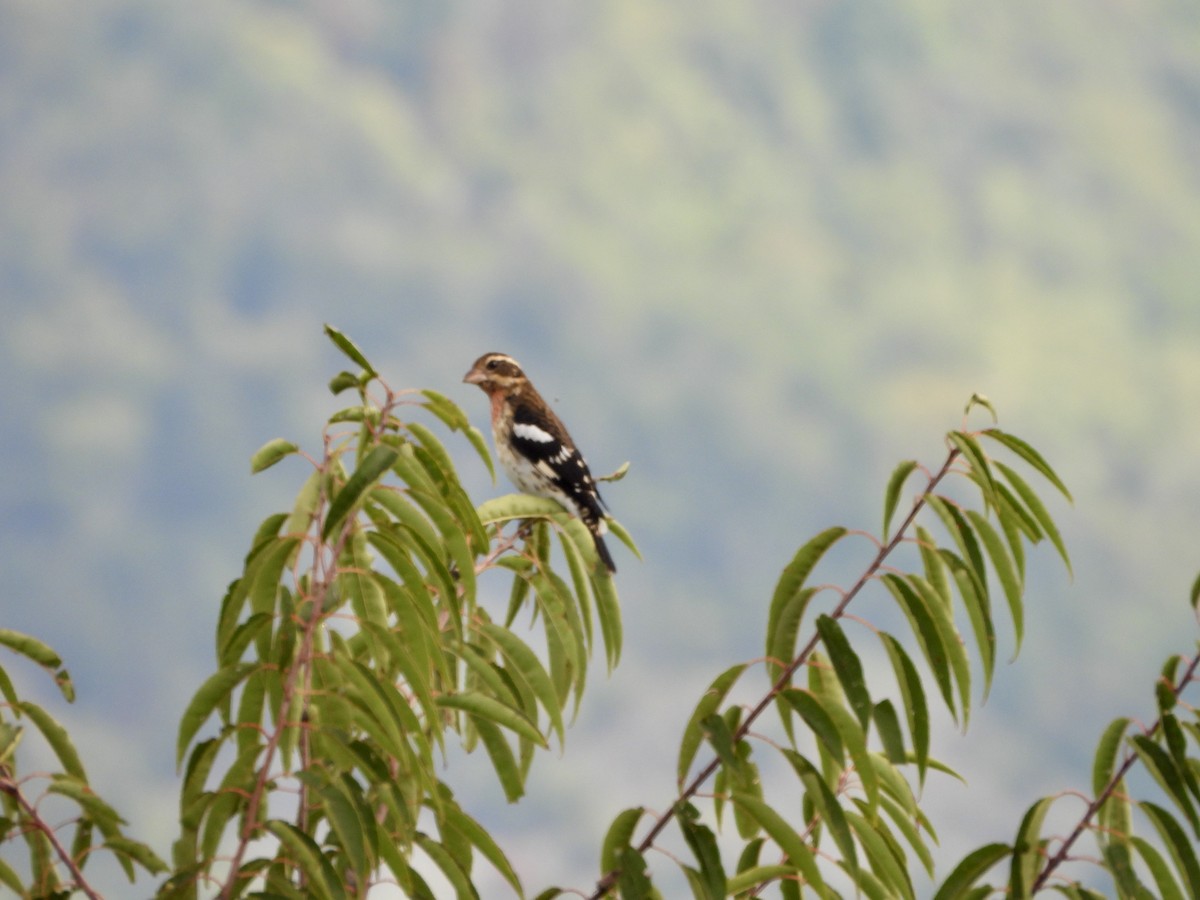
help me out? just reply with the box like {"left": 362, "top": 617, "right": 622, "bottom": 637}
{"left": 3, "top": 0, "right": 1200, "bottom": 894}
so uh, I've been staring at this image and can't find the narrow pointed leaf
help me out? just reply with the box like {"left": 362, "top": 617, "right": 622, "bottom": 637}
{"left": 678, "top": 806, "right": 726, "bottom": 899}
{"left": 441, "top": 801, "right": 524, "bottom": 895}
{"left": 1131, "top": 836, "right": 1186, "bottom": 900}
{"left": 479, "top": 622, "right": 566, "bottom": 747}
{"left": 322, "top": 445, "right": 399, "bottom": 541}
{"left": 994, "top": 460, "right": 1072, "bottom": 575}
{"left": 1093, "top": 718, "right": 1131, "bottom": 796}
{"left": 436, "top": 692, "right": 546, "bottom": 747}
{"left": 780, "top": 689, "right": 844, "bottom": 763}
{"left": 932, "top": 843, "right": 1011, "bottom": 900}
{"left": 250, "top": 438, "right": 300, "bottom": 474}
{"left": 601, "top": 807, "right": 646, "bottom": 875}
{"left": 815, "top": 615, "right": 872, "bottom": 730}
{"left": 981, "top": 428, "right": 1072, "bottom": 500}
{"left": 468, "top": 713, "right": 525, "bottom": 802}
{"left": 965, "top": 510, "right": 1023, "bottom": 654}
{"left": 948, "top": 431, "right": 999, "bottom": 510}
{"left": 879, "top": 633, "right": 929, "bottom": 783}
{"left": 323, "top": 324, "right": 376, "bottom": 376}
{"left": 1010, "top": 797, "right": 1055, "bottom": 898}
{"left": 678, "top": 664, "right": 748, "bottom": 784}
{"left": 1141, "top": 801, "right": 1200, "bottom": 898}
{"left": 768, "top": 527, "right": 848, "bottom": 652}
{"left": 782, "top": 750, "right": 858, "bottom": 876}
{"left": 732, "top": 792, "right": 827, "bottom": 896}
{"left": 846, "top": 809, "right": 915, "bottom": 900}
{"left": 1130, "top": 735, "right": 1199, "bottom": 832}
{"left": 873, "top": 699, "right": 905, "bottom": 763}
{"left": 883, "top": 460, "right": 919, "bottom": 540}
{"left": 881, "top": 574, "right": 955, "bottom": 721}
{"left": 767, "top": 586, "right": 818, "bottom": 687}
{"left": 267, "top": 819, "right": 348, "bottom": 900}
{"left": 415, "top": 833, "right": 475, "bottom": 900}
{"left": 725, "top": 865, "right": 800, "bottom": 896}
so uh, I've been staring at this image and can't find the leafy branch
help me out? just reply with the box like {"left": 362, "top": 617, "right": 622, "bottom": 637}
{"left": 578, "top": 401, "right": 1076, "bottom": 899}
{"left": 588, "top": 446, "right": 963, "bottom": 898}
{"left": 1031, "top": 650, "right": 1200, "bottom": 894}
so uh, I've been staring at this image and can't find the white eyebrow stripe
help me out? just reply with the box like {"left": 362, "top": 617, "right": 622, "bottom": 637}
{"left": 513, "top": 422, "right": 556, "bottom": 443}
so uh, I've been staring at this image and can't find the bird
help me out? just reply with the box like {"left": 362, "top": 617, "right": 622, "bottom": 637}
{"left": 463, "top": 352, "right": 616, "bottom": 573}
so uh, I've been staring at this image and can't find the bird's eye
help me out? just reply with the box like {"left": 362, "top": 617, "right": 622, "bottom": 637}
{"left": 486, "top": 359, "right": 499, "bottom": 370}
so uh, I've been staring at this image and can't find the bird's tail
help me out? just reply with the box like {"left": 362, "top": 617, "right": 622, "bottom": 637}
{"left": 593, "top": 531, "right": 616, "bottom": 574}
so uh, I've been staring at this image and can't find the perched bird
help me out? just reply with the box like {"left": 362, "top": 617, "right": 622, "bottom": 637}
{"left": 464, "top": 352, "right": 616, "bottom": 573}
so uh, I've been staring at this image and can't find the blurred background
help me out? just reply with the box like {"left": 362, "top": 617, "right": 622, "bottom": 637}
{"left": 3, "top": 0, "right": 1200, "bottom": 894}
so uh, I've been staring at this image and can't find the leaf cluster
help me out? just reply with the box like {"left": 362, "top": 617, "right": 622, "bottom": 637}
{"left": 0, "top": 631, "right": 166, "bottom": 896}
{"left": 165, "top": 327, "right": 630, "bottom": 898}
{"left": 587, "top": 411, "right": 1080, "bottom": 898}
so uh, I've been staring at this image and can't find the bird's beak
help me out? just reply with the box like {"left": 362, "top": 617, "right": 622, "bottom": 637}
{"left": 463, "top": 368, "right": 484, "bottom": 385}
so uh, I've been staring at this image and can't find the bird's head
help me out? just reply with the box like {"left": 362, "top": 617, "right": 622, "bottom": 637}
{"left": 463, "top": 352, "right": 527, "bottom": 393}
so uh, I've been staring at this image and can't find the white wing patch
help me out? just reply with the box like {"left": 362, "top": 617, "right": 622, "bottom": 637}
{"left": 513, "top": 422, "right": 555, "bottom": 443}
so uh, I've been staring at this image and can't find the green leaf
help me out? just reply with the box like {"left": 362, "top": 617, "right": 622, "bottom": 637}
{"left": 590, "top": 552, "right": 624, "bottom": 670}
{"left": 328, "top": 370, "right": 361, "bottom": 395}
{"left": 981, "top": 428, "right": 1072, "bottom": 501}
{"left": 617, "top": 846, "right": 654, "bottom": 899}
{"left": 883, "top": 460, "right": 919, "bottom": 541}
{"left": 677, "top": 664, "right": 748, "bottom": 784}
{"left": 780, "top": 689, "right": 844, "bottom": 763}
{"left": 941, "top": 552, "right": 994, "bottom": 703}
{"left": 846, "top": 809, "right": 915, "bottom": 900}
{"left": 606, "top": 517, "right": 642, "bottom": 561}
{"left": 1093, "top": 718, "right": 1131, "bottom": 796}
{"left": 267, "top": 819, "right": 347, "bottom": 900}
{"left": 18, "top": 701, "right": 86, "bottom": 780}
{"left": 0, "top": 722, "right": 21, "bottom": 767}
{"left": 767, "top": 587, "right": 818, "bottom": 691}
{"left": 436, "top": 692, "right": 546, "bottom": 747}
{"left": 1141, "top": 801, "right": 1200, "bottom": 898}
{"left": 965, "top": 510, "right": 1023, "bottom": 657}
{"left": 176, "top": 663, "right": 258, "bottom": 768}
{"left": 964, "top": 393, "right": 998, "bottom": 422}
{"left": 725, "top": 865, "right": 800, "bottom": 896}
{"left": 678, "top": 804, "right": 726, "bottom": 900}
{"left": 250, "top": 438, "right": 301, "bottom": 474}
{"left": 1130, "top": 734, "right": 1199, "bottom": 832}
{"left": 880, "top": 574, "right": 955, "bottom": 721}
{"left": 932, "top": 843, "right": 1011, "bottom": 900}
{"left": 440, "top": 800, "right": 524, "bottom": 896}
{"left": 1010, "top": 797, "right": 1055, "bottom": 899}
{"left": 994, "top": 460, "right": 1072, "bottom": 576}
{"left": 479, "top": 622, "right": 566, "bottom": 747}
{"left": 879, "top": 633, "right": 929, "bottom": 784}
{"left": 732, "top": 792, "right": 828, "bottom": 896}
{"left": 815, "top": 615, "right": 872, "bottom": 731}
{"left": 601, "top": 807, "right": 646, "bottom": 874}
{"left": 781, "top": 750, "right": 858, "bottom": 876}
{"left": 948, "top": 431, "right": 999, "bottom": 510}
{"left": 0, "top": 630, "right": 73, "bottom": 701}
{"left": 322, "top": 445, "right": 400, "bottom": 541}
{"left": 873, "top": 699, "right": 906, "bottom": 763}
{"left": 768, "top": 528, "right": 847, "bottom": 654}
{"left": 323, "top": 324, "right": 376, "bottom": 376}
{"left": 821, "top": 696, "right": 879, "bottom": 812}
{"left": 0, "top": 629, "right": 63, "bottom": 670}
{"left": 1131, "top": 835, "right": 1186, "bottom": 900}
